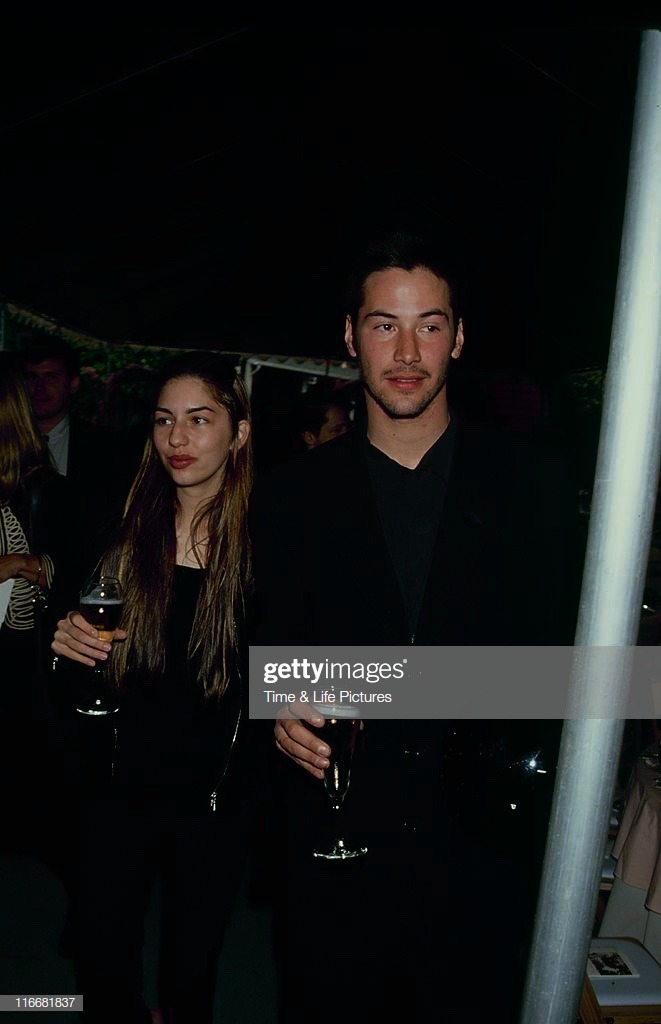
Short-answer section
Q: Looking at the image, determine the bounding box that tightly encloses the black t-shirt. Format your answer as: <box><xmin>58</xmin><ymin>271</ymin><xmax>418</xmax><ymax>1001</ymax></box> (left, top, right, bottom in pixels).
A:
<box><xmin>114</xmin><ymin>565</ymin><xmax>231</xmax><ymax>796</ymax></box>
<box><xmin>365</xmin><ymin>418</ymin><xmax>456</xmax><ymax>635</ymax></box>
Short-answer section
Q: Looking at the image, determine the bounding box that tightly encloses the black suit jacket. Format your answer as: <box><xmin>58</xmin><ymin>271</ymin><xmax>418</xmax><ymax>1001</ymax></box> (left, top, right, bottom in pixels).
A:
<box><xmin>251</xmin><ymin>418</ymin><xmax>583</xmax><ymax>854</ymax></box>
<box><xmin>253</xmin><ymin>419</ymin><xmax>579</xmax><ymax>646</ymax></box>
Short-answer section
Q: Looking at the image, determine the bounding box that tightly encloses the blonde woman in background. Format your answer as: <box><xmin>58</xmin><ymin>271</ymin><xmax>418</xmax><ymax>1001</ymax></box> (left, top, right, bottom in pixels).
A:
<box><xmin>0</xmin><ymin>353</ymin><xmax>69</xmax><ymax>838</ymax></box>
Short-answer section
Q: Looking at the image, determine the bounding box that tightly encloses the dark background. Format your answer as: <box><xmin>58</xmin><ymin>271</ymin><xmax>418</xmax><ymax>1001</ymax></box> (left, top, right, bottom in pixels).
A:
<box><xmin>0</xmin><ymin>18</ymin><xmax>654</xmax><ymax>375</ymax></box>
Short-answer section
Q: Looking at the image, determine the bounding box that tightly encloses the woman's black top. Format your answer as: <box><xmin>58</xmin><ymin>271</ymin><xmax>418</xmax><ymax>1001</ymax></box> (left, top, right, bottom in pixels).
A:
<box><xmin>113</xmin><ymin>565</ymin><xmax>241</xmax><ymax>804</ymax></box>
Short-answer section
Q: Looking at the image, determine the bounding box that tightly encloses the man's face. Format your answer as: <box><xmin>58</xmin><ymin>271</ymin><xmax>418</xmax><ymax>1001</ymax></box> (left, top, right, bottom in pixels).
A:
<box><xmin>23</xmin><ymin>359</ymin><xmax>79</xmax><ymax>426</ymax></box>
<box><xmin>344</xmin><ymin>266</ymin><xmax>464</xmax><ymax>421</ymax></box>
<box><xmin>317</xmin><ymin>404</ymin><xmax>351</xmax><ymax>444</ymax></box>
<box><xmin>308</xmin><ymin>404</ymin><xmax>351</xmax><ymax>448</ymax></box>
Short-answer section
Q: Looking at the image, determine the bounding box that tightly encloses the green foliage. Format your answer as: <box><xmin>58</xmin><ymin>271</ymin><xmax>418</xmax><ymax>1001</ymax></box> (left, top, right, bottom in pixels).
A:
<box><xmin>565</xmin><ymin>368</ymin><xmax>605</xmax><ymax>413</ymax></box>
<box><xmin>558</xmin><ymin>369</ymin><xmax>607</xmax><ymax>515</ymax></box>
<box><xmin>76</xmin><ymin>343</ymin><xmax>179</xmax><ymax>428</ymax></box>
<box><xmin>5</xmin><ymin>319</ymin><xmax>192</xmax><ymax>428</ymax></box>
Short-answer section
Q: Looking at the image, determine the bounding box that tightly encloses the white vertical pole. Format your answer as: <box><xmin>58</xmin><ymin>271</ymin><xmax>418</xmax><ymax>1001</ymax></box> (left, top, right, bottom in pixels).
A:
<box><xmin>520</xmin><ymin>29</ymin><xmax>661</xmax><ymax>1024</ymax></box>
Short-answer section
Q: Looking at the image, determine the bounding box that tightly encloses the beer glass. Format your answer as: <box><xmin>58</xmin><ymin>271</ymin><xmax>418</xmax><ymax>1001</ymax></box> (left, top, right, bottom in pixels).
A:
<box><xmin>75</xmin><ymin>575</ymin><xmax>123</xmax><ymax>716</ymax></box>
<box><xmin>313</xmin><ymin>704</ymin><xmax>368</xmax><ymax>860</ymax></box>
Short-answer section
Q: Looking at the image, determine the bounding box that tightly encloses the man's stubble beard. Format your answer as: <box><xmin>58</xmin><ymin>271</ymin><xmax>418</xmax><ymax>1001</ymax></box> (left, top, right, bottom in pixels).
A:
<box><xmin>360</xmin><ymin>366</ymin><xmax>450</xmax><ymax>421</ymax></box>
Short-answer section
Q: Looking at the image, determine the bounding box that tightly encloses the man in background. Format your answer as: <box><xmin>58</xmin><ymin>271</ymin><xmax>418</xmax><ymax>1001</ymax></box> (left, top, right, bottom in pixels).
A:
<box><xmin>298</xmin><ymin>384</ymin><xmax>352</xmax><ymax>451</ymax></box>
<box><xmin>18</xmin><ymin>335</ymin><xmax>131</xmax><ymax>577</ymax></box>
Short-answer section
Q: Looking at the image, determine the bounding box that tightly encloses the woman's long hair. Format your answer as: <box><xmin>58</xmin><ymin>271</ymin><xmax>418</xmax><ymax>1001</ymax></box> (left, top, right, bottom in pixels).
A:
<box><xmin>105</xmin><ymin>352</ymin><xmax>253</xmax><ymax>700</ymax></box>
<box><xmin>0</xmin><ymin>355</ymin><xmax>48</xmax><ymax>505</ymax></box>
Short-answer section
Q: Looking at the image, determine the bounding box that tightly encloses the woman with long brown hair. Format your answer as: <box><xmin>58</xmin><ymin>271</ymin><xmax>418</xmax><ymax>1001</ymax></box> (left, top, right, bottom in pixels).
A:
<box><xmin>52</xmin><ymin>351</ymin><xmax>257</xmax><ymax>1024</ymax></box>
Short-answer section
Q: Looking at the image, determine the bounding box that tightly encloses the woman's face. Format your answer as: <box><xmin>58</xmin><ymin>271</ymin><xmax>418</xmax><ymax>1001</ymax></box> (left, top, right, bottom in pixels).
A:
<box><xmin>153</xmin><ymin>375</ymin><xmax>249</xmax><ymax>499</ymax></box>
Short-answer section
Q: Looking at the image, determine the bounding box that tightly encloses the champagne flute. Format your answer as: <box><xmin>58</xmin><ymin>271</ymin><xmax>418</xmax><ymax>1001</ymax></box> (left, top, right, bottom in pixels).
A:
<box><xmin>313</xmin><ymin>703</ymin><xmax>368</xmax><ymax>861</ymax></box>
<box><xmin>75</xmin><ymin>575</ymin><xmax>123</xmax><ymax>716</ymax></box>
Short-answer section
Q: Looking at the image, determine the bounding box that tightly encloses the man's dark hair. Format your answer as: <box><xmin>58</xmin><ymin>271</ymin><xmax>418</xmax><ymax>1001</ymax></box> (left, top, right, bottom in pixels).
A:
<box><xmin>16</xmin><ymin>335</ymin><xmax>81</xmax><ymax>379</ymax></box>
<box><xmin>345</xmin><ymin>229</ymin><xmax>464</xmax><ymax>332</ymax></box>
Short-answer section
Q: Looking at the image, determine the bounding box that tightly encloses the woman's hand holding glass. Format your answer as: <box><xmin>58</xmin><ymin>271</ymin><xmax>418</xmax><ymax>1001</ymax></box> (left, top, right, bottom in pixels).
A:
<box><xmin>53</xmin><ymin>577</ymin><xmax>126</xmax><ymax>716</ymax></box>
<box><xmin>52</xmin><ymin>610</ymin><xmax>128</xmax><ymax>667</ymax></box>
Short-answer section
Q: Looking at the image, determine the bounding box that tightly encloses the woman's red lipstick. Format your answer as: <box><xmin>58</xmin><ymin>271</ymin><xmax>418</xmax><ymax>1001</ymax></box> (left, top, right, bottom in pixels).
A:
<box><xmin>168</xmin><ymin>456</ymin><xmax>196</xmax><ymax>468</ymax></box>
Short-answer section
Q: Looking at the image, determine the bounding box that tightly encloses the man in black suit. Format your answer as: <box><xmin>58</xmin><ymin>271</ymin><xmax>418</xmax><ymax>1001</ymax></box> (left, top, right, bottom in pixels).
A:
<box><xmin>252</xmin><ymin>230</ymin><xmax>581</xmax><ymax>1022</ymax></box>
<box><xmin>18</xmin><ymin>335</ymin><xmax>84</xmax><ymax>476</ymax></box>
<box><xmin>18</xmin><ymin>336</ymin><xmax>131</xmax><ymax>584</ymax></box>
